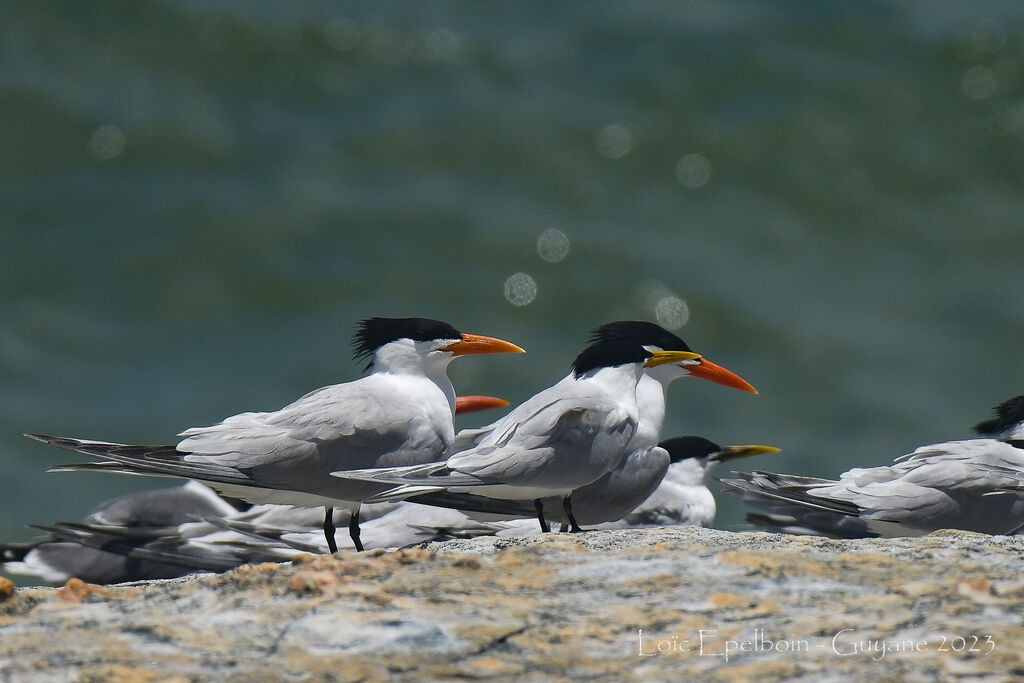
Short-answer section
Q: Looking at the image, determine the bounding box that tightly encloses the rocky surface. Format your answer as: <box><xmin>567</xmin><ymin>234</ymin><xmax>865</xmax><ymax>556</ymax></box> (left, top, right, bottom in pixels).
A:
<box><xmin>1</xmin><ymin>526</ymin><xmax>1023</xmax><ymax>681</ymax></box>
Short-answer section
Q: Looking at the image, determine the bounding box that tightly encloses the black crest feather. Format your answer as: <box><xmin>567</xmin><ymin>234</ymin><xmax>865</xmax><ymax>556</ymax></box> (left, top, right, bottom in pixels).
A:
<box><xmin>589</xmin><ymin>321</ymin><xmax>692</xmax><ymax>352</ymax></box>
<box><xmin>352</xmin><ymin>317</ymin><xmax>462</xmax><ymax>361</ymax></box>
<box><xmin>571</xmin><ymin>340</ymin><xmax>652</xmax><ymax>377</ymax></box>
<box><xmin>973</xmin><ymin>396</ymin><xmax>1024</xmax><ymax>437</ymax></box>
<box><xmin>659</xmin><ymin>436</ymin><xmax>721</xmax><ymax>463</ymax></box>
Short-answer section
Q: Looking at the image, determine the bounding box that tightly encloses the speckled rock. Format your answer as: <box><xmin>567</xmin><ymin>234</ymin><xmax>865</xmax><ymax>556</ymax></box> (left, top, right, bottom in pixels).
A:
<box><xmin>1</xmin><ymin>527</ymin><xmax>1022</xmax><ymax>681</ymax></box>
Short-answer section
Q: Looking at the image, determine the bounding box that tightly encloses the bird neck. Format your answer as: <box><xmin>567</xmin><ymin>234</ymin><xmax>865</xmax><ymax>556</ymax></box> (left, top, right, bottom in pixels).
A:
<box><xmin>627</xmin><ymin>459</ymin><xmax>716</xmax><ymax>527</ymax></box>
<box><xmin>666</xmin><ymin>457</ymin><xmax>710</xmax><ymax>487</ymax></box>
<box><xmin>580</xmin><ymin>362</ymin><xmax>644</xmax><ymax>391</ymax></box>
<box><xmin>370</xmin><ymin>341</ymin><xmax>457</xmax><ymax>413</ymax></box>
<box><xmin>1003</xmin><ymin>424</ymin><xmax>1024</xmax><ymax>440</ymax></box>
<box><xmin>631</xmin><ymin>374</ymin><xmax>667</xmax><ymax>450</ymax></box>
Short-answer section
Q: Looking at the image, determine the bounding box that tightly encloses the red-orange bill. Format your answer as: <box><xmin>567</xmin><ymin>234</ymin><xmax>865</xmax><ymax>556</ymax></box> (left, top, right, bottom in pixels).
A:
<box><xmin>688</xmin><ymin>358</ymin><xmax>758</xmax><ymax>394</ymax></box>
<box><xmin>442</xmin><ymin>333</ymin><xmax>525</xmax><ymax>356</ymax></box>
<box><xmin>455</xmin><ymin>395</ymin><xmax>510</xmax><ymax>415</ymax></box>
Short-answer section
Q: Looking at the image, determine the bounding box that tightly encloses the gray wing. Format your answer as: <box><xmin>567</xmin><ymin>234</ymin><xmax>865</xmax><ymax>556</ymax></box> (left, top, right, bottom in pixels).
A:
<box><xmin>352</xmin><ymin>448</ymin><xmax>670</xmax><ymax>527</ymax></box>
<box><xmin>449</xmin><ymin>374</ymin><xmax>577</xmax><ymax>453</ymax></box>
<box><xmin>178</xmin><ymin>376</ymin><xmax>451</xmax><ymax>470</ymax></box>
<box><xmin>742</xmin><ymin>512</ymin><xmax>875</xmax><ymax>538</ymax></box>
<box><xmin>532</xmin><ymin>447</ymin><xmax>672</xmax><ymax>526</ymax></box>
<box><xmin>725</xmin><ymin>443</ymin><xmax>1024</xmax><ymax>537</ymax></box>
<box><xmin>34</xmin><ymin>373</ymin><xmax>456</xmax><ymax>505</ymax></box>
<box><xmin>28</xmin><ymin>522</ymin><xmax>259</xmax><ymax>575</ymax></box>
<box><xmin>1</xmin><ymin>537</ymin><xmax>204</xmax><ymax>585</ymax></box>
<box><xmin>0</xmin><ymin>481</ymin><xmax>248</xmax><ymax>584</ymax></box>
<box><xmin>339</xmin><ymin>401</ymin><xmax>634</xmax><ymax>490</ymax></box>
<box><xmin>34</xmin><ymin>434</ymin><xmax>256</xmax><ymax>483</ymax></box>
<box><xmin>87</xmin><ymin>482</ymin><xmax>241</xmax><ymax>527</ymax></box>
<box><xmin>406</xmin><ymin>491</ymin><xmax>536</xmax><ymax>517</ymax></box>
<box><xmin>446</xmin><ymin>399</ymin><xmax>635</xmax><ymax>489</ymax></box>
<box><xmin>719</xmin><ymin>470</ymin><xmax>874</xmax><ymax>538</ymax></box>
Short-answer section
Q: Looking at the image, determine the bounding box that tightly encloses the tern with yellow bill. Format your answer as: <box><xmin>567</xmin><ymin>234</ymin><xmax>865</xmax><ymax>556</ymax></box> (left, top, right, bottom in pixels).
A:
<box><xmin>336</xmin><ymin>321</ymin><xmax>758</xmax><ymax>532</ymax></box>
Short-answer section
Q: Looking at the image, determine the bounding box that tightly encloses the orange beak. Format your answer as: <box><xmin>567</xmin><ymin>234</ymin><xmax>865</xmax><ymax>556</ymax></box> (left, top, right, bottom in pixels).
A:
<box><xmin>687</xmin><ymin>358</ymin><xmax>758</xmax><ymax>394</ymax></box>
<box><xmin>440</xmin><ymin>333</ymin><xmax>525</xmax><ymax>357</ymax></box>
<box><xmin>455</xmin><ymin>395</ymin><xmax>510</xmax><ymax>415</ymax></box>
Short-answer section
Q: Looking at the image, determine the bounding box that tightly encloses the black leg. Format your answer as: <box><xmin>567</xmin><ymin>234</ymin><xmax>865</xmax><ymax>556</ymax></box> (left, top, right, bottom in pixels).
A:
<box><xmin>323</xmin><ymin>506</ymin><xmax>338</xmax><ymax>554</ymax></box>
<box><xmin>534</xmin><ymin>499</ymin><xmax>550</xmax><ymax>533</ymax></box>
<box><xmin>562</xmin><ymin>496</ymin><xmax>582</xmax><ymax>533</ymax></box>
<box><xmin>348</xmin><ymin>504</ymin><xmax>364</xmax><ymax>552</ymax></box>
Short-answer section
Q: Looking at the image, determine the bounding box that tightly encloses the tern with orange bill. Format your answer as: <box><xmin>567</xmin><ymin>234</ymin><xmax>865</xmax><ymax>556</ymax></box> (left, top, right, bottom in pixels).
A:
<box><xmin>336</xmin><ymin>321</ymin><xmax>759</xmax><ymax>532</ymax></box>
<box><xmin>27</xmin><ymin>317</ymin><xmax>524</xmax><ymax>553</ymax></box>
<box><xmin>396</xmin><ymin>322</ymin><xmax>762</xmax><ymax>527</ymax></box>
<box><xmin>5</xmin><ymin>393</ymin><xmax>510</xmax><ymax>583</ymax></box>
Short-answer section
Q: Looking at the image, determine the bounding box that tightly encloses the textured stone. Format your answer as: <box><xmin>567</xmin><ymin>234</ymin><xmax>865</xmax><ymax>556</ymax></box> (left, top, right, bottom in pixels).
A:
<box><xmin>0</xmin><ymin>527</ymin><xmax>1022</xmax><ymax>680</ymax></box>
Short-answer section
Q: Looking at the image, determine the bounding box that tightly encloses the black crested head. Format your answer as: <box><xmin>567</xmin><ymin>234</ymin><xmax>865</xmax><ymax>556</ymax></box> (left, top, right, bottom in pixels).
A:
<box><xmin>353</xmin><ymin>317</ymin><xmax>462</xmax><ymax>361</ymax></box>
<box><xmin>1006</xmin><ymin>439</ymin><xmax>1024</xmax><ymax>450</ymax></box>
<box><xmin>659</xmin><ymin>436</ymin><xmax>721</xmax><ymax>463</ymax></box>
<box><xmin>589</xmin><ymin>321</ymin><xmax>693</xmax><ymax>352</ymax></box>
<box><xmin>973</xmin><ymin>396</ymin><xmax>1024</xmax><ymax>436</ymax></box>
<box><xmin>571</xmin><ymin>340</ymin><xmax>652</xmax><ymax>377</ymax></box>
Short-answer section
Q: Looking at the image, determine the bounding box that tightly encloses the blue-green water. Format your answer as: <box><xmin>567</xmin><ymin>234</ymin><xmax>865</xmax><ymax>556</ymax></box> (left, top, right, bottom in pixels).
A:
<box><xmin>3</xmin><ymin>2</ymin><xmax>1024</xmax><ymax>557</ymax></box>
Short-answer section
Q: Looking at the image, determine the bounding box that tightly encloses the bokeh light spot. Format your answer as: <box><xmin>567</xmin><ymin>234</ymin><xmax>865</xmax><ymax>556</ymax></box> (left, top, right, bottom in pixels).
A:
<box><xmin>992</xmin><ymin>101</ymin><xmax>1024</xmax><ymax>136</ymax></box>
<box><xmin>90</xmin><ymin>125</ymin><xmax>126</xmax><ymax>161</ymax></box>
<box><xmin>962</xmin><ymin>65</ymin><xmax>998</xmax><ymax>100</ymax></box>
<box><xmin>537</xmin><ymin>229</ymin><xmax>570</xmax><ymax>263</ymax></box>
<box><xmin>676</xmin><ymin>153</ymin><xmax>711</xmax><ymax>189</ymax></box>
<box><xmin>504</xmin><ymin>273</ymin><xmax>537</xmax><ymax>306</ymax></box>
<box><xmin>655</xmin><ymin>295</ymin><xmax>689</xmax><ymax>329</ymax></box>
<box><xmin>636</xmin><ymin>280</ymin><xmax>689</xmax><ymax>330</ymax></box>
<box><xmin>596</xmin><ymin>124</ymin><xmax>633</xmax><ymax>159</ymax></box>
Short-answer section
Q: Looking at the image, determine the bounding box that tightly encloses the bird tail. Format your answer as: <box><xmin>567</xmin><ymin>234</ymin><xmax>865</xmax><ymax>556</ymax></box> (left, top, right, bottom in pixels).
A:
<box><xmin>29</xmin><ymin>433</ymin><xmax>252</xmax><ymax>485</ymax></box>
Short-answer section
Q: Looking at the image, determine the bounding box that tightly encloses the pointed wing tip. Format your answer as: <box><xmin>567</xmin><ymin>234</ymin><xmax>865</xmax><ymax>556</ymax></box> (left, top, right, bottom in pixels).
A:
<box><xmin>24</xmin><ymin>433</ymin><xmax>55</xmax><ymax>443</ymax></box>
<box><xmin>364</xmin><ymin>485</ymin><xmax>445</xmax><ymax>504</ymax></box>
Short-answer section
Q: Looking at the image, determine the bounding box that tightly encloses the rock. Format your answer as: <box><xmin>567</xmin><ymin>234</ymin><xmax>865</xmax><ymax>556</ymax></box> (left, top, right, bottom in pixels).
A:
<box><xmin>1</xmin><ymin>527</ymin><xmax>1023</xmax><ymax>680</ymax></box>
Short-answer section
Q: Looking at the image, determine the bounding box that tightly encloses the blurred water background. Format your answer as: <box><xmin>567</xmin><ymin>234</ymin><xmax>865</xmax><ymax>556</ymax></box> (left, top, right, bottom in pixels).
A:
<box><xmin>3</xmin><ymin>2</ymin><xmax>1024</xmax><ymax>565</ymax></box>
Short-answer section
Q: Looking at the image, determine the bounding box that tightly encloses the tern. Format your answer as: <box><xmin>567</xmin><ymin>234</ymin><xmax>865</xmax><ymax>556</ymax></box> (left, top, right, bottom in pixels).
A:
<box><xmin>426</xmin><ymin>436</ymin><xmax>779</xmax><ymax>532</ymax></box>
<box><xmin>336</xmin><ymin>324</ymin><xmax>749</xmax><ymax>531</ymax></box>
<box><xmin>378</xmin><ymin>321</ymin><xmax>761</xmax><ymax>528</ymax></box>
<box><xmin>8</xmin><ymin>434</ymin><xmax>776</xmax><ymax>583</ymax></box>
<box><xmin>15</xmin><ymin>499</ymin><xmax>499</xmax><ymax>584</ymax></box>
<box><xmin>0</xmin><ymin>481</ymin><xmax>243</xmax><ymax>584</ymax></box>
<box><xmin>601</xmin><ymin>436</ymin><xmax>780</xmax><ymax>528</ymax></box>
<box><xmin>722</xmin><ymin>396</ymin><xmax>1024</xmax><ymax>537</ymax></box>
<box><xmin>26</xmin><ymin>318</ymin><xmax>524</xmax><ymax>553</ymax></box>
<box><xmin>4</xmin><ymin>394</ymin><xmax>511</xmax><ymax>583</ymax></box>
